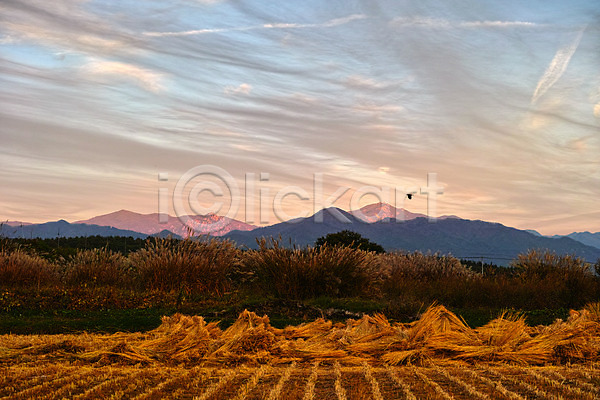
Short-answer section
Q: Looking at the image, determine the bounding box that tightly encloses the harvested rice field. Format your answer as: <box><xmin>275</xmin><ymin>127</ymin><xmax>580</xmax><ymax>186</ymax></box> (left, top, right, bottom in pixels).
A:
<box><xmin>2</xmin><ymin>304</ymin><xmax>600</xmax><ymax>399</ymax></box>
<box><xmin>2</xmin><ymin>360</ymin><xmax>600</xmax><ymax>399</ymax></box>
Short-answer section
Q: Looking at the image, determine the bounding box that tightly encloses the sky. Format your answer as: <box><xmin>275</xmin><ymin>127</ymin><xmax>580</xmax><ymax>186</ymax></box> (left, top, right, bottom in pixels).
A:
<box><xmin>1</xmin><ymin>0</ymin><xmax>599</xmax><ymax>235</ymax></box>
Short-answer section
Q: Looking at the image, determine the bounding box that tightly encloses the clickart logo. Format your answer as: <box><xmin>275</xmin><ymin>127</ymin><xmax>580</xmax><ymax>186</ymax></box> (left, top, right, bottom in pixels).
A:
<box><xmin>158</xmin><ymin>165</ymin><xmax>443</xmax><ymax>234</ymax></box>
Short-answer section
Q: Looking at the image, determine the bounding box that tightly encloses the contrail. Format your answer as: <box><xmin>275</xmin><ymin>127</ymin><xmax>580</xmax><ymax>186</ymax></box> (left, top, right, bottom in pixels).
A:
<box><xmin>144</xmin><ymin>14</ymin><xmax>366</xmax><ymax>37</ymax></box>
<box><xmin>531</xmin><ymin>26</ymin><xmax>586</xmax><ymax>105</ymax></box>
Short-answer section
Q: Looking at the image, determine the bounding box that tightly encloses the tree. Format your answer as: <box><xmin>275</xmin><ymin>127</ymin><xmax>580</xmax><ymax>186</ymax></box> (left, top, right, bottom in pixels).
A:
<box><xmin>315</xmin><ymin>230</ymin><xmax>385</xmax><ymax>253</ymax></box>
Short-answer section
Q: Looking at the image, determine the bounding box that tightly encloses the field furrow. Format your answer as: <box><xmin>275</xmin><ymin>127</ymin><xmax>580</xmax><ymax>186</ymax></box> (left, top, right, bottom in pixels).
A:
<box><xmin>1</xmin><ymin>360</ymin><xmax>599</xmax><ymax>399</ymax></box>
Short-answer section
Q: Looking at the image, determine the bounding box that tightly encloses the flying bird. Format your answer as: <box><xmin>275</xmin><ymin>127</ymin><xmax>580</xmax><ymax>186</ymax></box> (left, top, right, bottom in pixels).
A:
<box><xmin>407</xmin><ymin>194</ymin><xmax>412</xmax><ymax>200</ymax></box>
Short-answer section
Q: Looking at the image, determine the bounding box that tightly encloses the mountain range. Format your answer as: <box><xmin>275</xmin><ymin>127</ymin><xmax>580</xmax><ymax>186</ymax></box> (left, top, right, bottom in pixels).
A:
<box><xmin>553</xmin><ymin>232</ymin><xmax>600</xmax><ymax>251</ymax></box>
<box><xmin>224</xmin><ymin>206</ymin><xmax>600</xmax><ymax>265</ymax></box>
<box><xmin>349</xmin><ymin>202</ymin><xmax>459</xmax><ymax>222</ymax></box>
<box><xmin>2</xmin><ymin>203</ymin><xmax>599</xmax><ymax>265</ymax></box>
<box><xmin>0</xmin><ymin>219</ymin><xmax>153</xmax><ymax>240</ymax></box>
<box><xmin>75</xmin><ymin>210</ymin><xmax>255</xmax><ymax>237</ymax></box>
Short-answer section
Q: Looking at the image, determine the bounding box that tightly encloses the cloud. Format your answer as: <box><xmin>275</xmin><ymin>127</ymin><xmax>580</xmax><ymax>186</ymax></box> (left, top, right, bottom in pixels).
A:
<box><xmin>353</xmin><ymin>103</ymin><xmax>404</xmax><ymax>113</ymax></box>
<box><xmin>568</xmin><ymin>137</ymin><xmax>588</xmax><ymax>152</ymax></box>
<box><xmin>1</xmin><ymin>1</ymin><xmax>135</xmax><ymax>56</ymax></box>
<box><xmin>346</xmin><ymin>75</ymin><xmax>390</xmax><ymax>90</ymax></box>
<box><xmin>391</xmin><ymin>17</ymin><xmax>540</xmax><ymax>29</ymax></box>
<box><xmin>82</xmin><ymin>59</ymin><xmax>165</xmax><ymax>92</ymax></box>
<box><xmin>391</xmin><ymin>17</ymin><xmax>451</xmax><ymax>28</ymax></box>
<box><xmin>0</xmin><ymin>35</ymin><xmax>15</xmax><ymax>44</ymax></box>
<box><xmin>2</xmin><ymin>1</ymin><xmax>598</xmax><ymax>233</ymax></box>
<box><xmin>144</xmin><ymin>14</ymin><xmax>367</xmax><ymax>37</ymax></box>
<box><xmin>224</xmin><ymin>83</ymin><xmax>252</xmax><ymax>95</ymax></box>
<box><xmin>531</xmin><ymin>26</ymin><xmax>586</xmax><ymax>105</ymax></box>
<box><xmin>322</xmin><ymin>14</ymin><xmax>366</xmax><ymax>27</ymax></box>
<box><xmin>459</xmin><ymin>21</ymin><xmax>539</xmax><ymax>28</ymax></box>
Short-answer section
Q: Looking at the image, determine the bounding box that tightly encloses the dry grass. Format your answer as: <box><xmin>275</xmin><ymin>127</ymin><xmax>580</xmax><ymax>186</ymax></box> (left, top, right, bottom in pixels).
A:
<box><xmin>511</xmin><ymin>249</ymin><xmax>596</xmax><ymax>308</ymax></box>
<box><xmin>2</xmin><ymin>361</ymin><xmax>600</xmax><ymax>399</ymax></box>
<box><xmin>267</xmin><ymin>361</ymin><xmax>297</xmax><ymax>400</ymax></box>
<box><xmin>2</xmin><ymin>242</ymin><xmax>599</xmax><ymax>313</ymax></box>
<box><xmin>381</xmin><ymin>251</ymin><xmax>474</xmax><ymax>281</ymax></box>
<box><xmin>3</xmin><ymin>303</ymin><xmax>600</xmax><ymax>368</ymax></box>
<box><xmin>0</xmin><ymin>246</ymin><xmax>58</xmax><ymax>289</ymax></box>
<box><xmin>333</xmin><ymin>361</ymin><xmax>348</xmax><ymax>400</ymax></box>
<box><xmin>241</xmin><ymin>238</ymin><xmax>381</xmax><ymax>299</ymax></box>
<box><xmin>301</xmin><ymin>361</ymin><xmax>320</xmax><ymax>400</ymax></box>
<box><xmin>385</xmin><ymin>365</ymin><xmax>417</xmax><ymax>400</ymax></box>
<box><xmin>362</xmin><ymin>361</ymin><xmax>384</xmax><ymax>400</ymax></box>
<box><xmin>63</xmin><ymin>247</ymin><xmax>129</xmax><ymax>287</ymax></box>
<box><xmin>412</xmin><ymin>367</ymin><xmax>455</xmax><ymax>399</ymax></box>
<box><xmin>129</xmin><ymin>237</ymin><xmax>240</xmax><ymax>295</ymax></box>
<box><xmin>481</xmin><ymin>364</ymin><xmax>558</xmax><ymax>400</ymax></box>
<box><xmin>434</xmin><ymin>365</ymin><xmax>490</xmax><ymax>399</ymax></box>
<box><xmin>462</xmin><ymin>365</ymin><xmax>525</xmax><ymax>400</ymax></box>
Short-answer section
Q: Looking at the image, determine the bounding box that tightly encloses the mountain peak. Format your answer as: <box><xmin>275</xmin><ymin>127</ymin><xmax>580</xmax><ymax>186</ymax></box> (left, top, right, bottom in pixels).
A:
<box><xmin>312</xmin><ymin>207</ymin><xmax>356</xmax><ymax>223</ymax></box>
<box><xmin>352</xmin><ymin>202</ymin><xmax>428</xmax><ymax>222</ymax></box>
<box><xmin>75</xmin><ymin>209</ymin><xmax>256</xmax><ymax>237</ymax></box>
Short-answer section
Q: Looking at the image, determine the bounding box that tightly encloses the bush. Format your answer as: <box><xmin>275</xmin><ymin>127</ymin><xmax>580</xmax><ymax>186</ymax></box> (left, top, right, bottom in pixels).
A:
<box><xmin>63</xmin><ymin>248</ymin><xmax>130</xmax><ymax>287</ymax></box>
<box><xmin>381</xmin><ymin>252</ymin><xmax>474</xmax><ymax>282</ymax></box>
<box><xmin>511</xmin><ymin>249</ymin><xmax>596</xmax><ymax>308</ymax></box>
<box><xmin>0</xmin><ymin>246</ymin><xmax>58</xmax><ymax>289</ymax></box>
<box><xmin>380</xmin><ymin>252</ymin><xmax>479</xmax><ymax>307</ymax></box>
<box><xmin>315</xmin><ymin>230</ymin><xmax>385</xmax><ymax>253</ymax></box>
<box><xmin>129</xmin><ymin>237</ymin><xmax>240</xmax><ymax>296</ymax></box>
<box><xmin>241</xmin><ymin>238</ymin><xmax>381</xmax><ymax>299</ymax></box>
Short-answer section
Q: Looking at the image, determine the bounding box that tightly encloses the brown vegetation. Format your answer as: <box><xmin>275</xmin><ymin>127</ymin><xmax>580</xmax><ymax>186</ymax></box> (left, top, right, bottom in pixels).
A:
<box><xmin>0</xmin><ymin>246</ymin><xmax>58</xmax><ymax>289</ymax></box>
<box><xmin>128</xmin><ymin>237</ymin><xmax>240</xmax><ymax>295</ymax></box>
<box><xmin>241</xmin><ymin>238</ymin><xmax>381</xmax><ymax>299</ymax></box>
<box><xmin>3</xmin><ymin>304</ymin><xmax>600</xmax><ymax>399</ymax></box>
<box><xmin>2</xmin><ymin>304</ymin><xmax>599</xmax><ymax>367</ymax></box>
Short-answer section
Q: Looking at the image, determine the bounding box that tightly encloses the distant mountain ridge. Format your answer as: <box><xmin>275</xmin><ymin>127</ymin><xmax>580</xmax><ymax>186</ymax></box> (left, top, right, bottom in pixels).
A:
<box><xmin>0</xmin><ymin>220</ymin><xmax>159</xmax><ymax>240</ymax></box>
<box><xmin>556</xmin><ymin>232</ymin><xmax>600</xmax><ymax>251</ymax></box>
<box><xmin>3</xmin><ymin>204</ymin><xmax>600</xmax><ymax>265</ymax></box>
<box><xmin>225</xmin><ymin>206</ymin><xmax>600</xmax><ymax>265</ymax></box>
<box><xmin>351</xmin><ymin>202</ymin><xmax>459</xmax><ymax>222</ymax></box>
<box><xmin>351</xmin><ymin>202</ymin><xmax>428</xmax><ymax>222</ymax></box>
<box><xmin>75</xmin><ymin>210</ymin><xmax>256</xmax><ymax>237</ymax></box>
<box><xmin>3</xmin><ymin>221</ymin><xmax>33</xmax><ymax>227</ymax></box>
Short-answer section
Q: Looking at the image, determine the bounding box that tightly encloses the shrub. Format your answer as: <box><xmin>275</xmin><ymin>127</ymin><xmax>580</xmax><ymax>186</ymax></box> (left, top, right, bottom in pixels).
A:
<box><xmin>63</xmin><ymin>247</ymin><xmax>130</xmax><ymax>287</ymax></box>
<box><xmin>381</xmin><ymin>252</ymin><xmax>473</xmax><ymax>282</ymax></box>
<box><xmin>511</xmin><ymin>249</ymin><xmax>596</xmax><ymax>308</ymax></box>
<box><xmin>512</xmin><ymin>249</ymin><xmax>589</xmax><ymax>278</ymax></box>
<box><xmin>315</xmin><ymin>230</ymin><xmax>385</xmax><ymax>253</ymax></box>
<box><xmin>129</xmin><ymin>237</ymin><xmax>240</xmax><ymax>296</ymax></box>
<box><xmin>241</xmin><ymin>238</ymin><xmax>381</xmax><ymax>299</ymax></box>
<box><xmin>381</xmin><ymin>252</ymin><xmax>478</xmax><ymax>307</ymax></box>
<box><xmin>0</xmin><ymin>246</ymin><xmax>58</xmax><ymax>289</ymax></box>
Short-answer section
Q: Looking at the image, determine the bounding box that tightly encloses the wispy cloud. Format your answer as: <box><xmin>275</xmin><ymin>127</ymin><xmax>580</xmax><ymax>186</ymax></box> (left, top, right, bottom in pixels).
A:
<box><xmin>459</xmin><ymin>20</ymin><xmax>539</xmax><ymax>28</ymax></box>
<box><xmin>224</xmin><ymin>83</ymin><xmax>252</xmax><ymax>95</ymax></box>
<box><xmin>531</xmin><ymin>26</ymin><xmax>586</xmax><ymax>105</ymax></box>
<box><xmin>0</xmin><ymin>35</ymin><xmax>15</xmax><ymax>44</ymax></box>
<box><xmin>353</xmin><ymin>103</ymin><xmax>403</xmax><ymax>113</ymax></box>
<box><xmin>391</xmin><ymin>17</ymin><xmax>451</xmax><ymax>28</ymax></box>
<box><xmin>82</xmin><ymin>59</ymin><xmax>165</xmax><ymax>93</ymax></box>
<box><xmin>143</xmin><ymin>14</ymin><xmax>367</xmax><ymax>37</ymax></box>
<box><xmin>1</xmin><ymin>0</ymin><xmax>135</xmax><ymax>56</ymax></box>
<box><xmin>346</xmin><ymin>75</ymin><xmax>390</xmax><ymax>90</ymax></box>
<box><xmin>2</xmin><ymin>1</ymin><xmax>598</xmax><ymax>233</ymax></box>
<box><xmin>391</xmin><ymin>17</ymin><xmax>540</xmax><ymax>29</ymax></box>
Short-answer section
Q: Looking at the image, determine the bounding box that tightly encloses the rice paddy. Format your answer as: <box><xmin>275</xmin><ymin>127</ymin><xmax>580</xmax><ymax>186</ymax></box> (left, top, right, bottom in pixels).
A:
<box><xmin>2</xmin><ymin>359</ymin><xmax>599</xmax><ymax>399</ymax></box>
<box><xmin>2</xmin><ymin>304</ymin><xmax>600</xmax><ymax>399</ymax></box>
